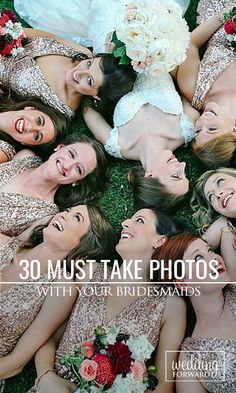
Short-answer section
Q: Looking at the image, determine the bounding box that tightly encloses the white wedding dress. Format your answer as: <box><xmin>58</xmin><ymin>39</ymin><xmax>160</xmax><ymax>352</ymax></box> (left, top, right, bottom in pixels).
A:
<box><xmin>14</xmin><ymin>0</ymin><xmax>194</xmax><ymax>157</ymax></box>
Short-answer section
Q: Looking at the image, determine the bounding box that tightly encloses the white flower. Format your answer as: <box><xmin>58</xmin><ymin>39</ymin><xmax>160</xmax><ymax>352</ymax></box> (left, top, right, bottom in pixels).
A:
<box><xmin>105</xmin><ymin>326</ymin><xmax>120</xmax><ymax>345</ymax></box>
<box><xmin>115</xmin><ymin>0</ymin><xmax>190</xmax><ymax>76</ymax></box>
<box><xmin>107</xmin><ymin>373</ymin><xmax>147</xmax><ymax>393</ymax></box>
<box><xmin>126</xmin><ymin>335</ymin><xmax>154</xmax><ymax>362</ymax></box>
<box><xmin>11</xmin><ymin>46</ymin><xmax>24</xmax><ymax>57</ymax></box>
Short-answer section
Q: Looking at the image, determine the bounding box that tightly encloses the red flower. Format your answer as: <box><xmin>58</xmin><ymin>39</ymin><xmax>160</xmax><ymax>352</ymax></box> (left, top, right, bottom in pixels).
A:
<box><xmin>224</xmin><ymin>18</ymin><xmax>236</xmax><ymax>35</ymax></box>
<box><xmin>92</xmin><ymin>353</ymin><xmax>115</xmax><ymax>387</ymax></box>
<box><xmin>80</xmin><ymin>341</ymin><xmax>95</xmax><ymax>358</ymax></box>
<box><xmin>0</xmin><ymin>41</ymin><xmax>14</xmax><ymax>55</ymax></box>
<box><xmin>107</xmin><ymin>342</ymin><xmax>132</xmax><ymax>377</ymax></box>
<box><xmin>0</xmin><ymin>14</ymin><xmax>9</xmax><ymax>27</ymax></box>
<box><xmin>2</xmin><ymin>10</ymin><xmax>17</xmax><ymax>23</ymax></box>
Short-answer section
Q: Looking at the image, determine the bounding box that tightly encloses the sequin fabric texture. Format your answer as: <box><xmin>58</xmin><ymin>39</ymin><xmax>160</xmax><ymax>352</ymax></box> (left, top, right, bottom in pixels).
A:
<box><xmin>0</xmin><ymin>238</ymin><xmax>55</xmax><ymax>390</ymax></box>
<box><xmin>0</xmin><ymin>156</ymin><xmax>58</xmax><ymax>236</ymax></box>
<box><xmin>28</xmin><ymin>264</ymin><xmax>168</xmax><ymax>392</ymax></box>
<box><xmin>192</xmin><ymin>0</ymin><xmax>236</xmax><ymax>110</ymax></box>
<box><xmin>0</xmin><ymin>140</ymin><xmax>16</xmax><ymax>161</ymax></box>
<box><xmin>0</xmin><ymin>36</ymin><xmax>87</xmax><ymax>118</ymax></box>
<box><xmin>181</xmin><ymin>285</ymin><xmax>236</xmax><ymax>392</ymax></box>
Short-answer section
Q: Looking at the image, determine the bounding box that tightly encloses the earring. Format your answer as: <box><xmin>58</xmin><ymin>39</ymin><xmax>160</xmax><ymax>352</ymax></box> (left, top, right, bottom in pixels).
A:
<box><xmin>54</xmin><ymin>147</ymin><xmax>57</xmax><ymax>152</ymax></box>
<box><xmin>72</xmin><ymin>182</ymin><xmax>76</xmax><ymax>187</ymax></box>
<box><xmin>93</xmin><ymin>98</ymin><xmax>98</xmax><ymax>108</ymax></box>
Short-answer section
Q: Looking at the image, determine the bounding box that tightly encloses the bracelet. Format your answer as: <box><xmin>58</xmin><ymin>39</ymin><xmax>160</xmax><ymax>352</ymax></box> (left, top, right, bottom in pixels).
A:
<box><xmin>35</xmin><ymin>369</ymin><xmax>56</xmax><ymax>387</ymax></box>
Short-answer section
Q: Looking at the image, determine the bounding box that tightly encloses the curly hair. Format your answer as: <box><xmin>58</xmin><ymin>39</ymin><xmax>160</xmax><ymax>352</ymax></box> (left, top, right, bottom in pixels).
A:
<box><xmin>191</xmin><ymin>167</ymin><xmax>236</xmax><ymax>232</ymax></box>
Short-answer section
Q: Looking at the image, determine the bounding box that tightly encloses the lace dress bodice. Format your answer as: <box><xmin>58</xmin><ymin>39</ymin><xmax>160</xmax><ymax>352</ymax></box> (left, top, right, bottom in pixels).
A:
<box><xmin>181</xmin><ymin>285</ymin><xmax>236</xmax><ymax>392</ymax></box>
<box><xmin>0</xmin><ymin>36</ymin><xmax>87</xmax><ymax>117</ymax></box>
<box><xmin>0</xmin><ymin>156</ymin><xmax>58</xmax><ymax>236</ymax></box>
<box><xmin>105</xmin><ymin>74</ymin><xmax>195</xmax><ymax>158</ymax></box>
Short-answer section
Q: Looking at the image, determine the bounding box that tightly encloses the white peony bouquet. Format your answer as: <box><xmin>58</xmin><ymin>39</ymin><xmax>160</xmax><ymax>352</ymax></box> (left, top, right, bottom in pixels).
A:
<box><xmin>112</xmin><ymin>0</ymin><xmax>190</xmax><ymax>76</ymax></box>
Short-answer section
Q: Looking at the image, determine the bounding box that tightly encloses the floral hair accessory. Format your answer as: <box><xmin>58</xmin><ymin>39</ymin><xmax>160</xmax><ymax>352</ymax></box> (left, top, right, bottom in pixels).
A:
<box><xmin>112</xmin><ymin>0</ymin><xmax>190</xmax><ymax>76</ymax></box>
<box><xmin>222</xmin><ymin>7</ymin><xmax>236</xmax><ymax>50</ymax></box>
<box><xmin>0</xmin><ymin>9</ymin><xmax>28</xmax><ymax>57</ymax></box>
<box><xmin>60</xmin><ymin>325</ymin><xmax>158</xmax><ymax>392</ymax></box>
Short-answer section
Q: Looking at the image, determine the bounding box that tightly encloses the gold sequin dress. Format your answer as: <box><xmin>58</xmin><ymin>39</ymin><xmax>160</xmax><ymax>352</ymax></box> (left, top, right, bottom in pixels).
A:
<box><xmin>0</xmin><ymin>36</ymin><xmax>88</xmax><ymax>118</ymax></box>
<box><xmin>181</xmin><ymin>285</ymin><xmax>236</xmax><ymax>392</ymax></box>
<box><xmin>192</xmin><ymin>0</ymin><xmax>236</xmax><ymax>110</ymax></box>
<box><xmin>28</xmin><ymin>264</ymin><xmax>168</xmax><ymax>392</ymax></box>
<box><xmin>0</xmin><ymin>237</ymin><xmax>55</xmax><ymax>392</ymax></box>
<box><xmin>0</xmin><ymin>155</ymin><xmax>59</xmax><ymax>236</ymax></box>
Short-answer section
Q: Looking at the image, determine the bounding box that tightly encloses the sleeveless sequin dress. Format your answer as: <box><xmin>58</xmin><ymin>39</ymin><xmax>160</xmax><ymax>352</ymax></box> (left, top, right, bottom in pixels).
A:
<box><xmin>0</xmin><ymin>237</ymin><xmax>56</xmax><ymax>392</ymax></box>
<box><xmin>0</xmin><ymin>36</ymin><xmax>88</xmax><ymax>118</ymax></box>
<box><xmin>28</xmin><ymin>264</ymin><xmax>169</xmax><ymax>392</ymax></box>
<box><xmin>181</xmin><ymin>285</ymin><xmax>236</xmax><ymax>392</ymax></box>
<box><xmin>192</xmin><ymin>0</ymin><xmax>236</xmax><ymax>110</ymax></box>
<box><xmin>0</xmin><ymin>156</ymin><xmax>58</xmax><ymax>236</ymax></box>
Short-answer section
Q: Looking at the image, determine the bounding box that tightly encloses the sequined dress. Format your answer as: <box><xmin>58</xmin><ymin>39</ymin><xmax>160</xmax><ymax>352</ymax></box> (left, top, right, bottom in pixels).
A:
<box><xmin>181</xmin><ymin>285</ymin><xmax>236</xmax><ymax>392</ymax></box>
<box><xmin>192</xmin><ymin>0</ymin><xmax>236</xmax><ymax>110</ymax></box>
<box><xmin>0</xmin><ymin>237</ymin><xmax>55</xmax><ymax>392</ymax></box>
<box><xmin>28</xmin><ymin>264</ymin><xmax>168</xmax><ymax>392</ymax></box>
<box><xmin>0</xmin><ymin>156</ymin><xmax>58</xmax><ymax>236</ymax></box>
<box><xmin>0</xmin><ymin>140</ymin><xmax>16</xmax><ymax>161</ymax></box>
<box><xmin>0</xmin><ymin>36</ymin><xmax>87</xmax><ymax>118</ymax></box>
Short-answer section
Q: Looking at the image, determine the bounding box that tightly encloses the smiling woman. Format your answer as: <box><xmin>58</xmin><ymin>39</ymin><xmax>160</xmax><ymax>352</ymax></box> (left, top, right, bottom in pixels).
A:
<box><xmin>0</xmin><ymin>89</ymin><xmax>68</xmax><ymax>163</ymax></box>
<box><xmin>0</xmin><ymin>133</ymin><xmax>110</xmax><ymax>236</ymax></box>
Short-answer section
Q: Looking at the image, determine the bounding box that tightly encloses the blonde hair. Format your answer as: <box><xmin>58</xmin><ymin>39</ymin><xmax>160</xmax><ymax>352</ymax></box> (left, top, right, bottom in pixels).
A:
<box><xmin>191</xmin><ymin>167</ymin><xmax>236</xmax><ymax>232</ymax></box>
<box><xmin>192</xmin><ymin>134</ymin><xmax>236</xmax><ymax>167</ymax></box>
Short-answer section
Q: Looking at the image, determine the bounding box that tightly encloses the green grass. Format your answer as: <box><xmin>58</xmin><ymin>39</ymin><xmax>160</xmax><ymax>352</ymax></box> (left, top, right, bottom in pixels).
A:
<box><xmin>1</xmin><ymin>0</ymin><xmax>202</xmax><ymax>391</ymax></box>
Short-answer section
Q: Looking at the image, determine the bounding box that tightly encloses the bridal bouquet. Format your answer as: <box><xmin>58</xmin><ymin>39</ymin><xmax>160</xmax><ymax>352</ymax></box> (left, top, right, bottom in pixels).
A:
<box><xmin>60</xmin><ymin>326</ymin><xmax>158</xmax><ymax>393</ymax></box>
<box><xmin>222</xmin><ymin>7</ymin><xmax>236</xmax><ymax>50</ymax></box>
<box><xmin>112</xmin><ymin>0</ymin><xmax>190</xmax><ymax>76</ymax></box>
<box><xmin>0</xmin><ymin>9</ymin><xmax>27</xmax><ymax>57</ymax></box>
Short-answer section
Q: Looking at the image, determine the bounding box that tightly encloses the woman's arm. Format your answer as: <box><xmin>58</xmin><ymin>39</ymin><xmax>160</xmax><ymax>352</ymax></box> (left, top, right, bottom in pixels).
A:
<box><xmin>203</xmin><ymin>217</ymin><xmax>236</xmax><ymax>281</ymax></box>
<box><xmin>24</xmin><ymin>28</ymin><xmax>92</xmax><ymax>57</ymax></box>
<box><xmin>147</xmin><ymin>295</ymin><xmax>186</xmax><ymax>393</ymax></box>
<box><xmin>0</xmin><ymin>280</ymin><xmax>77</xmax><ymax>379</ymax></box>
<box><xmin>177</xmin><ymin>13</ymin><xmax>224</xmax><ymax>100</ymax></box>
<box><xmin>176</xmin><ymin>352</ymin><xmax>207</xmax><ymax>393</ymax></box>
<box><xmin>83</xmin><ymin>107</ymin><xmax>112</xmax><ymax>145</ymax></box>
<box><xmin>16</xmin><ymin>216</ymin><xmax>53</xmax><ymax>242</ymax></box>
<box><xmin>0</xmin><ymin>233</ymin><xmax>11</xmax><ymax>244</ymax></box>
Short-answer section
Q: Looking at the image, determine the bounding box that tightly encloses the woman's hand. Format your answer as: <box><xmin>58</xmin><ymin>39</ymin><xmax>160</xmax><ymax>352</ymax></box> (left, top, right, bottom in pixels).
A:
<box><xmin>38</xmin><ymin>372</ymin><xmax>77</xmax><ymax>393</ymax></box>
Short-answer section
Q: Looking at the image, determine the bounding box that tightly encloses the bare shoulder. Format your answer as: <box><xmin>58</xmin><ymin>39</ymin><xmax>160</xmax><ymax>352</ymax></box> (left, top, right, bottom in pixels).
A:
<box><xmin>163</xmin><ymin>294</ymin><xmax>186</xmax><ymax>320</ymax></box>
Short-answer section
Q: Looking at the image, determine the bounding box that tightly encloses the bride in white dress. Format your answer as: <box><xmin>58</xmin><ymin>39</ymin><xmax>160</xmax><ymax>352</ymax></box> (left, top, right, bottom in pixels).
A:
<box><xmin>15</xmin><ymin>0</ymin><xmax>195</xmax><ymax>210</ymax></box>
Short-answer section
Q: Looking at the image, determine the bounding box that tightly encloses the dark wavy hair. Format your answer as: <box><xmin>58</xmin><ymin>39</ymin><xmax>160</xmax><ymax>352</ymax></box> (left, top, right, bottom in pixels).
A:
<box><xmin>54</xmin><ymin>134</ymin><xmax>110</xmax><ymax>209</ymax></box>
<box><xmin>0</xmin><ymin>86</ymin><xmax>68</xmax><ymax>159</ymax></box>
<box><xmin>26</xmin><ymin>204</ymin><xmax>116</xmax><ymax>267</ymax></box>
<box><xmin>128</xmin><ymin>166</ymin><xmax>185</xmax><ymax>211</ymax></box>
<box><xmin>83</xmin><ymin>53</ymin><xmax>137</xmax><ymax>124</ymax></box>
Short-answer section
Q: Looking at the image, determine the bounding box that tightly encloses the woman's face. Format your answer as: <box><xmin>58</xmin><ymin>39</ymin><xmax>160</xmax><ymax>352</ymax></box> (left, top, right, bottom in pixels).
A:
<box><xmin>181</xmin><ymin>238</ymin><xmax>229</xmax><ymax>291</ymax></box>
<box><xmin>116</xmin><ymin>208</ymin><xmax>161</xmax><ymax>259</ymax></box>
<box><xmin>194</xmin><ymin>102</ymin><xmax>236</xmax><ymax>146</ymax></box>
<box><xmin>204</xmin><ymin>173</ymin><xmax>236</xmax><ymax>218</ymax></box>
<box><xmin>65</xmin><ymin>58</ymin><xmax>104</xmax><ymax>97</ymax></box>
<box><xmin>44</xmin><ymin>205</ymin><xmax>90</xmax><ymax>251</ymax></box>
<box><xmin>149</xmin><ymin>150</ymin><xmax>189</xmax><ymax>195</ymax></box>
<box><xmin>3</xmin><ymin>107</ymin><xmax>56</xmax><ymax>145</ymax></box>
<box><xmin>46</xmin><ymin>142</ymin><xmax>97</xmax><ymax>185</ymax></box>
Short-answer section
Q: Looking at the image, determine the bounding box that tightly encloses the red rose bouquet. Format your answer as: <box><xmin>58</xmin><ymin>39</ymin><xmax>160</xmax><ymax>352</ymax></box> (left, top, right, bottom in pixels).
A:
<box><xmin>60</xmin><ymin>326</ymin><xmax>158</xmax><ymax>393</ymax></box>
<box><xmin>222</xmin><ymin>7</ymin><xmax>236</xmax><ymax>50</ymax></box>
<box><xmin>0</xmin><ymin>9</ymin><xmax>27</xmax><ymax>57</ymax></box>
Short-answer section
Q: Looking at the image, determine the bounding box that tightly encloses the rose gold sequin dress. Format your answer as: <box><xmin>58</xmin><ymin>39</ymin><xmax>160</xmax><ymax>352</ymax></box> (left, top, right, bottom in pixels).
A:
<box><xmin>0</xmin><ymin>140</ymin><xmax>16</xmax><ymax>161</ymax></box>
<box><xmin>0</xmin><ymin>36</ymin><xmax>88</xmax><ymax>118</ymax></box>
<box><xmin>0</xmin><ymin>155</ymin><xmax>58</xmax><ymax>236</ymax></box>
<box><xmin>192</xmin><ymin>0</ymin><xmax>236</xmax><ymax>110</ymax></box>
<box><xmin>181</xmin><ymin>285</ymin><xmax>236</xmax><ymax>392</ymax></box>
<box><xmin>0</xmin><ymin>237</ymin><xmax>55</xmax><ymax>392</ymax></box>
<box><xmin>28</xmin><ymin>264</ymin><xmax>168</xmax><ymax>392</ymax></box>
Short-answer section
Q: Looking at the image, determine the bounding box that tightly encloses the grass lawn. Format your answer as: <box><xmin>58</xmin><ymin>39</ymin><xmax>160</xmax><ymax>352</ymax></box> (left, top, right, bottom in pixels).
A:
<box><xmin>1</xmin><ymin>0</ymin><xmax>202</xmax><ymax>391</ymax></box>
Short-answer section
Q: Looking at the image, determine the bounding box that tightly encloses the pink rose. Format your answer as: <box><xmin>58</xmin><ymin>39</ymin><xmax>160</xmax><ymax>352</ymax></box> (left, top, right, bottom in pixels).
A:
<box><xmin>80</xmin><ymin>341</ymin><xmax>95</xmax><ymax>358</ymax></box>
<box><xmin>131</xmin><ymin>361</ymin><xmax>147</xmax><ymax>380</ymax></box>
<box><xmin>127</xmin><ymin>3</ymin><xmax>137</xmax><ymax>21</ymax></box>
<box><xmin>79</xmin><ymin>359</ymin><xmax>97</xmax><ymax>381</ymax></box>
